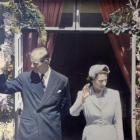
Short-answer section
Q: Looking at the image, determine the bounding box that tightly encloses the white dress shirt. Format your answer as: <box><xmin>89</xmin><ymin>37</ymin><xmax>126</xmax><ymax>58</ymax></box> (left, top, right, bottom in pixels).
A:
<box><xmin>42</xmin><ymin>67</ymin><xmax>51</xmax><ymax>88</ymax></box>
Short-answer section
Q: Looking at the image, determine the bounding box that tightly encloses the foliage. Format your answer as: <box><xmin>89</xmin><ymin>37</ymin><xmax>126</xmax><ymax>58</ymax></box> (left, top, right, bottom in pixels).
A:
<box><xmin>0</xmin><ymin>0</ymin><xmax>47</xmax><ymax>126</ymax></box>
<box><xmin>102</xmin><ymin>0</ymin><xmax>140</xmax><ymax>138</ymax></box>
<box><xmin>0</xmin><ymin>95</ymin><xmax>14</xmax><ymax>123</ymax></box>
<box><xmin>0</xmin><ymin>0</ymin><xmax>47</xmax><ymax>46</ymax></box>
<box><xmin>136</xmin><ymin>37</ymin><xmax>140</xmax><ymax>137</ymax></box>
<box><xmin>102</xmin><ymin>5</ymin><xmax>136</xmax><ymax>35</ymax></box>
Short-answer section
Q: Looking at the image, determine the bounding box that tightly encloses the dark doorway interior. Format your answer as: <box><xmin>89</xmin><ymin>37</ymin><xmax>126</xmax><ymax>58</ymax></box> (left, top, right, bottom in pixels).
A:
<box><xmin>51</xmin><ymin>32</ymin><xmax>131</xmax><ymax>140</ymax></box>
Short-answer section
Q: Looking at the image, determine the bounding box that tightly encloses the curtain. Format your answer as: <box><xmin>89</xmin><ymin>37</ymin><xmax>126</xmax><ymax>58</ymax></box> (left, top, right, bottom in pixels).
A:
<box><xmin>23</xmin><ymin>30</ymin><xmax>38</xmax><ymax>70</ymax></box>
<box><xmin>99</xmin><ymin>0</ymin><xmax>131</xmax><ymax>89</ymax></box>
<box><xmin>33</xmin><ymin>0</ymin><xmax>63</xmax><ymax>57</ymax></box>
<box><xmin>23</xmin><ymin>0</ymin><xmax>63</xmax><ymax>70</ymax></box>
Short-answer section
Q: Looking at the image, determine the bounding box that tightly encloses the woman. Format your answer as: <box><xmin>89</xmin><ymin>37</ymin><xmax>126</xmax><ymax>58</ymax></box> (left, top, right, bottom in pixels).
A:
<box><xmin>70</xmin><ymin>64</ymin><xmax>124</xmax><ymax>140</ymax></box>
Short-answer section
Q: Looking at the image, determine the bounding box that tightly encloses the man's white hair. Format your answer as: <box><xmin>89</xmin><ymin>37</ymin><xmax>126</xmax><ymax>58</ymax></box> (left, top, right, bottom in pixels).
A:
<box><xmin>30</xmin><ymin>47</ymin><xmax>48</xmax><ymax>62</ymax></box>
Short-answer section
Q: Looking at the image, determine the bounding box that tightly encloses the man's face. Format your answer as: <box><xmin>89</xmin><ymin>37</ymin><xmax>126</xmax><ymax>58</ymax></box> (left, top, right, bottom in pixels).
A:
<box><xmin>30</xmin><ymin>47</ymin><xmax>49</xmax><ymax>74</ymax></box>
<box><xmin>92</xmin><ymin>73</ymin><xmax>108</xmax><ymax>93</ymax></box>
<box><xmin>31</xmin><ymin>60</ymin><xmax>49</xmax><ymax>74</ymax></box>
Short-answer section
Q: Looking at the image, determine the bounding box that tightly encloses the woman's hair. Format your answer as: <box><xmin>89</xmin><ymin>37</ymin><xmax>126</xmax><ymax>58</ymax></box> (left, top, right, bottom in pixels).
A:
<box><xmin>86</xmin><ymin>64</ymin><xmax>110</xmax><ymax>84</ymax></box>
<box><xmin>86</xmin><ymin>73</ymin><xmax>100</xmax><ymax>85</ymax></box>
<box><xmin>86</xmin><ymin>76</ymin><xmax>94</xmax><ymax>86</ymax></box>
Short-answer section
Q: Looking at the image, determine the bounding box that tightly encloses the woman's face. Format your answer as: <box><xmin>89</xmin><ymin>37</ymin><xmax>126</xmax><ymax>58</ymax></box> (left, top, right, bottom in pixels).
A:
<box><xmin>92</xmin><ymin>73</ymin><xmax>108</xmax><ymax>93</ymax></box>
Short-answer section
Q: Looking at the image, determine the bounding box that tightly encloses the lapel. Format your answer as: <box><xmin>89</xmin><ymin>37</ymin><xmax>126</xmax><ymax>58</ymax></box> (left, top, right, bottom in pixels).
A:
<box><xmin>101</xmin><ymin>88</ymin><xmax>108</xmax><ymax>108</ymax></box>
<box><xmin>89</xmin><ymin>88</ymin><xmax>108</xmax><ymax>111</ymax></box>
<box><xmin>37</xmin><ymin>70</ymin><xmax>60</xmax><ymax>110</ymax></box>
<box><xmin>90</xmin><ymin>94</ymin><xmax>102</xmax><ymax>110</ymax></box>
<box><xmin>30</xmin><ymin>71</ymin><xmax>44</xmax><ymax>99</ymax></box>
<box><xmin>31</xmin><ymin>82</ymin><xmax>44</xmax><ymax>93</ymax></box>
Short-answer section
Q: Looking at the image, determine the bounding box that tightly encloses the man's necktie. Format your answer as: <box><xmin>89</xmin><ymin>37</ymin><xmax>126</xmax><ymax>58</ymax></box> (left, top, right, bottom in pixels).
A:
<box><xmin>41</xmin><ymin>74</ymin><xmax>45</xmax><ymax>88</ymax></box>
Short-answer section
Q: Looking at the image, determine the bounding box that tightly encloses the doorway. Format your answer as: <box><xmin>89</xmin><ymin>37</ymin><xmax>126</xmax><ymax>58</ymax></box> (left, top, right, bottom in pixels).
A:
<box><xmin>51</xmin><ymin>32</ymin><xmax>131</xmax><ymax>140</ymax></box>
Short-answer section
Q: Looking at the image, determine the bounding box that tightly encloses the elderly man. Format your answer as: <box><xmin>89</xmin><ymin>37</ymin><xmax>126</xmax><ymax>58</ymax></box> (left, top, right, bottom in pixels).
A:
<box><xmin>0</xmin><ymin>47</ymin><xmax>71</xmax><ymax>140</ymax></box>
<box><xmin>70</xmin><ymin>64</ymin><xmax>124</xmax><ymax>140</ymax></box>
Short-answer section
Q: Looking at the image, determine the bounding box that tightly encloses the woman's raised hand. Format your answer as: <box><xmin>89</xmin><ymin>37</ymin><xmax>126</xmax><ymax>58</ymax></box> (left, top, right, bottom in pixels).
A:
<box><xmin>82</xmin><ymin>83</ymin><xmax>90</xmax><ymax>103</ymax></box>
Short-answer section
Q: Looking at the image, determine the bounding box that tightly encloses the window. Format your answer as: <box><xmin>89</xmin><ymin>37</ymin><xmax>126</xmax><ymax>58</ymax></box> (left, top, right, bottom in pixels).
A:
<box><xmin>46</xmin><ymin>0</ymin><xmax>103</xmax><ymax>32</ymax></box>
<box><xmin>79</xmin><ymin>0</ymin><xmax>103</xmax><ymax>27</ymax></box>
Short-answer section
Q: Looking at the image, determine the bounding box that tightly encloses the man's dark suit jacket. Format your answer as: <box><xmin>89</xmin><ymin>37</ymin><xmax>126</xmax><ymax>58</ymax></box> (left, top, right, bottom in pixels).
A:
<box><xmin>0</xmin><ymin>69</ymin><xmax>71</xmax><ymax>140</ymax></box>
